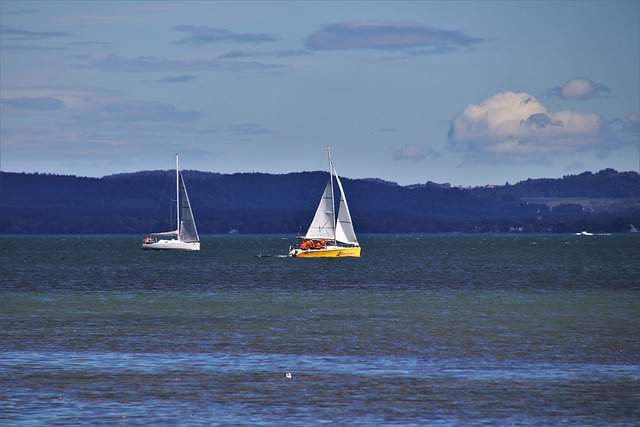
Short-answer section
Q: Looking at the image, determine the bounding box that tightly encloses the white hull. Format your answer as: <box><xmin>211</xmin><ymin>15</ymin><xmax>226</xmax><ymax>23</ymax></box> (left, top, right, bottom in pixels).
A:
<box><xmin>142</xmin><ymin>239</ymin><xmax>200</xmax><ymax>251</ymax></box>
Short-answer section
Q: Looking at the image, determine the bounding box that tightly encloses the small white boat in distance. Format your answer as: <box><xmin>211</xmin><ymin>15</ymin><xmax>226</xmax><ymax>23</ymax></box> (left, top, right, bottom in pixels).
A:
<box><xmin>142</xmin><ymin>154</ymin><xmax>200</xmax><ymax>251</ymax></box>
<box><xmin>575</xmin><ymin>231</ymin><xmax>594</xmax><ymax>236</ymax></box>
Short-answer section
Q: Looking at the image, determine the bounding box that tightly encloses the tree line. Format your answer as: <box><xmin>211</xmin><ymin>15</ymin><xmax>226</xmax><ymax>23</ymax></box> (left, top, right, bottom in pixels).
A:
<box><xmin>1</xmin><ymin>169</ymin><xmax>638</xmax><ymax>234</ymax></box>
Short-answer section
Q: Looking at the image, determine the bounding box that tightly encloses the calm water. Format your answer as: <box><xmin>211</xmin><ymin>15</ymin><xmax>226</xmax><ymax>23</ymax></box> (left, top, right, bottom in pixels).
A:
<box><xmin>1</xmin><ymin>234</ymin><xmax>639</xmax><ymax>426</ymax></box>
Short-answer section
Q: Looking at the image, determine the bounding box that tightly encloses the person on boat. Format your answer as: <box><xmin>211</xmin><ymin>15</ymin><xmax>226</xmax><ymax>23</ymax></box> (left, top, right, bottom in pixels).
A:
<box><xmin>314</xmin><ymin>241</ymin><xmax>323</xmax><ymax>249</ymax></box>
<box><xmin>321</xmin><ymin>239</ymin><xmax>327</xmax><ymax>248</ymax></box>
<box><xmin>144</xmin><ymin>236</ymin><xmax>151</xmax><ymax>244</ymax></box>
<box><xmin>301</xmin><ymin>239</ymin><xmax>313</xmax><ymax>250</ymax></box>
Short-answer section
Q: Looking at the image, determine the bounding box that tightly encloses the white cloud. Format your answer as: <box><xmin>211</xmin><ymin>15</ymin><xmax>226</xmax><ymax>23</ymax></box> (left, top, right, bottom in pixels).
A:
<box><xmin>447</xmin><ymin>91</ymin><xmax>606</xmax><ymax>163</ymax></box>
<box><xmin>547</xmin><ymin>77</ymin><xmax>611</xmax><ymax>100</ymax></box>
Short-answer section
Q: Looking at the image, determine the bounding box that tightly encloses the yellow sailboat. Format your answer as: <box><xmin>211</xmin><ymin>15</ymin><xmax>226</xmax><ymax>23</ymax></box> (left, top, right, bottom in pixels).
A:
<box><xmin>289</xmin><ymin>148</ymin><xmax>361</xmax><ymax>258</ymax></box>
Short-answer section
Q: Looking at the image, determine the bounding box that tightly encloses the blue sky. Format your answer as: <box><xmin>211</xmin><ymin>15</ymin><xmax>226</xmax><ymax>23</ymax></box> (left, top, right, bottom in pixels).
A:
<box><xmin>1</xmin><ymin>0</ymin><xmax>638</xmax><ymax>186</ymax></box>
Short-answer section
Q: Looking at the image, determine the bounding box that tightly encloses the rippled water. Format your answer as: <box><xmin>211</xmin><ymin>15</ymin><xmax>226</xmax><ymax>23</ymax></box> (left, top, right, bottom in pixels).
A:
<box><xmin>1</xmin><ymin>234</ymin><xmax>639</xmax><ymax>426</ymax></box>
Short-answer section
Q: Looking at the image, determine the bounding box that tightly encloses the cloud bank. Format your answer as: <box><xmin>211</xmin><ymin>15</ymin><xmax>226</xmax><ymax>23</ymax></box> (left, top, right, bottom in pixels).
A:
<box><xmin>447</xmin><ymin>91</ymin><xmax>610</xmax><ymax>163</ymax></box>
<box><xmin>547</xmin><ymin>77</ymin><xmax>611</xmax><ymax>100</ymax></box>
<box><xmin>306</xmin><ymin>21</ymin><xmax>482</xmax><ymax>52</ymax></box>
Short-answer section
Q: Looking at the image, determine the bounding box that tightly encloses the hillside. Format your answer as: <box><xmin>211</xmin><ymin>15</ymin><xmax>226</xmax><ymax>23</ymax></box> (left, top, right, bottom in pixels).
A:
<box><xmin>1</xmin><ymin>169</ymin><xmax>638</xmax><ymax>234</ymax></box>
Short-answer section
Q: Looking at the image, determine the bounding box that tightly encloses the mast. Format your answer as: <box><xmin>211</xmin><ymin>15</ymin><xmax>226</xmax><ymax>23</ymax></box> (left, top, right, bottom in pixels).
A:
<box><xmin>327</xmin><ymin>147</ymin><xmax>336</xmax><ymax>246</ymax></box>
<box><xmin>175</xmin><ymin>153</ymin><xmax>180</xmax><ymax>234</ymax></box>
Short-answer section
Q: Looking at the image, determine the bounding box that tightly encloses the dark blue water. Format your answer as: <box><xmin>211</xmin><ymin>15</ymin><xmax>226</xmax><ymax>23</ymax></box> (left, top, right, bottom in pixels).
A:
<box><xmin>1</xmin><ymin>234</ymin><xmax>639</xmax><ymax>426</ymax></box>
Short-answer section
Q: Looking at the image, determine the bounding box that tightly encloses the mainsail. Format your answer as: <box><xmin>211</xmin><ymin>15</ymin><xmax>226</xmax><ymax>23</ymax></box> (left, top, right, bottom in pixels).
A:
<box><xmin>178</xmin><ymin>171</ymin><xmax>199</xmax><ymax>243</ymax></box>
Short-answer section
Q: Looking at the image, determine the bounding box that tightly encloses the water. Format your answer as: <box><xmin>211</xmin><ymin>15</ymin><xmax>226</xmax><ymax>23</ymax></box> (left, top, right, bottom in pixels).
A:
<box><xmin>1</xmin><ymin>234</ymin><xmax>639</xmax><ymax>426</ymax></box>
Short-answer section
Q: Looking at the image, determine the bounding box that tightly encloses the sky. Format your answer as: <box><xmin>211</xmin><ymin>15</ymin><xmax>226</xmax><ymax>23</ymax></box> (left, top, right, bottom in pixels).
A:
<box><xmin>1</xmin><ymin>1</ymin><xmax>639</xmax><ymax>186</ymax></box>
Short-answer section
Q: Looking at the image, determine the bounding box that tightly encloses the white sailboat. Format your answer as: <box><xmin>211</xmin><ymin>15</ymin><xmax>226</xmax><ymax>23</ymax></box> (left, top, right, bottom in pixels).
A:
<box><xmin>289</xmin><ymin>147</ymin><xmax>361</xmax><ymax>257</ymax></box>
<box><xmin>142</xmin><ymin>154</ymin><xmax>200</xmax><ymax>251</ymax></box>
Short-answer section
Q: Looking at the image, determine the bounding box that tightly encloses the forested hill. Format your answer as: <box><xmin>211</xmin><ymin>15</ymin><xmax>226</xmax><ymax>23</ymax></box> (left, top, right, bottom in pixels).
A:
<box><xmin>1</xmin><ymin>169</ymin><xmax>638</xmax><ymax>234</ymax></box>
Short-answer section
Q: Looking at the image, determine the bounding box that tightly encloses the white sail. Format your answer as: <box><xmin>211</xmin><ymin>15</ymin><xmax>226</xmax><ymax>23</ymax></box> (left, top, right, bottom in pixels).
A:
<box><xmin>178</xmin><ymin>171</ymin><xmax>199</xmax><ymax>243</ymax></box>
<box><xmin>334</xmin><ymin>172</ymin><xmax>358</xmax><ymax>245</ymax></box>
<box><xmin>305</xmin><ymin>179</ymin><xmax>335</xmax><ymax>240</ymax></box>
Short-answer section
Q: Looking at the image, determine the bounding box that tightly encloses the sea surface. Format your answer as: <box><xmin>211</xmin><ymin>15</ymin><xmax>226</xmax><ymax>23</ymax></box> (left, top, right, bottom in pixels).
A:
<box><xmin>1</xmin><ymin>234</ymin><xmax>639</xmax><ymax>426</ymax></box>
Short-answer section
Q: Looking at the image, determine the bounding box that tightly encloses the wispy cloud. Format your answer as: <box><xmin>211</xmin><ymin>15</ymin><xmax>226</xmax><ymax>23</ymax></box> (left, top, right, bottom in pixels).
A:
<box><xmin>158</xmin><ymin>75</ymin><xmax>196</xmax><ymax>83</ymax></box>
<box><xmin>0</xmin><ymin>26</ymin><xmax>74</xmax><ymax>51</ymax></box>
<box><xmin>225</xmin><ymin>123</ymin><xmax>272</xmax><ymax>136</ymax></box>
<box><xmin>86</xmin><ymin>100</ymin><xmax>202</xmax><ymax>123</ymax></box>
<box><xmin>446</xmin><ymin>91</ymin><xmax>636</xmax><ymax>164</ymax></box>
<box><xmin>1</xmin><ymin>97</ymin><xmax>64</xmax><ymax>110</ymax></box>
<box><xmin>547</xmin><ymin>77</ymin><xmax>611</xmax><ymax>100</ymax></box>
<box><xmin>2</xmin><ymin>9</ymin><xmax>38</xmax><ymax>15</ymax></box>
<box><xmin>0</xmin><ymin>27</ymin><xmax>72</xmax><ymax>40</ymax></box>
<box><xmin>76</xmin><ymin>54</ymin><xmax>285</xmax><ymax>73</ymax></box>
<box><xmin>393</xmin><ymin>144</ymin><xmax>441</xmax><ymax>161</ymax></box>
<box><xmin>67</xmin><ymin>41</ymin><xmax>113</xmax><ymax>48</ymax></box>
<box><xmin>218</xmin><ymin>49</ymin><xmax>310</xmax><ymax>59</ymax></box>
<box><xmin>172</xmin><ymin>25</ymin><xmax>277</xmax><ymax>45</ymax></box>
<box><xmin>0</xmin><ymin>44</ymin><xmax>65</xmax><ymax>51</ymax></box>
<box><xmin>218</xmin><ymin>50</ymin><xmax>254</xmax><ymax>59</ymax></box>
<box><xmin>306</xmin><ymin>21</ymin><xmax>483</xmax><ymax>52</ymax></box>
<box><xmin>271</xmin><ymin>50</ymin><xmax>310</xmax><ymax>57</ymax></box>
<box><xmin>601</xmin><ymin>113</ymin><xmax>640</xmax><ymax>156</ymax></box>
<box><xmin>623</xmin><ymin>112</ymin><xmax>640</xmax><ymax>132</ymax></box>
<box><xmin>1</xmin><ymin>86</ymin><xmax>202</xmax><ymax>124</ymax></box>
<box><xmin>1</xmin><ymin>86</ymin><xmax>208</xmax><ymax>163</ymax></box>
<box><xmin>52</xmin><ymin>14</ymin><xmax>147</xmax><ymax>25</ymax></box>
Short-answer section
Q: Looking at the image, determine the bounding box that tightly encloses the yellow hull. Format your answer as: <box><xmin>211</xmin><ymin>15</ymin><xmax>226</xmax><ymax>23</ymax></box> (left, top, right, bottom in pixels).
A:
<box><xmin>289</xmin><ymin>246</ymin><xmax>361</xmax><ymax>258</ymax></box>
